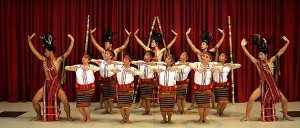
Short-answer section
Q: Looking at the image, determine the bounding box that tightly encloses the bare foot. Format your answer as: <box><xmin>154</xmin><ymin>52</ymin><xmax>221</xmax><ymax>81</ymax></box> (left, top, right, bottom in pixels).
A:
<box><xmin>31</xmin><ymin>116</ymin><xmax>42</xmax><ymax>121</ymax></box>
<box><xmin>187</xmin><ymin>105</ymin><xmax>194</xmax><ymax>110</ymax></box>
<box><xmin>148</xmin><ymin>112</ymin><xmax>153</xmax><ymax>115</ymax></box>
<box><xmin>181</xmin><ymin>110</ymin><xmax>186</xmax><ymax>115</ymax></box>
<box><xmin>215</xmin><ymin>113</ymin><xmax>221</xmax><ymax>117</ymax></box>
<box><xmin>203</xmin><ymin>119</ymin><xmax>209</xmax><ymax>123</ymax></box>
<box><xmin>126</xmin><ymin>119</ymin><xmax>132</xmax><ymax>123</ymax></box>
<box><xmin>198</xmin><ymin>118</ymin><xmax>202</xmax><ymax>124</ymax></box>
<box><xmin>85</xmin><ymin>119</ymin><xmax>91</xmax><ymax>123</ymax></box>
<box><xmin>67</xmin><ymin>116</ymin><xmax>74</xmax><ymax>122</ymax></box>
<box><xmin>121</xmin><ymin>119</ymin><xmax>126</xmax><ymax>124</ymax></box>
<box><xmin>142</xmin><ymin>112</ymin><xmax>147</xmax><ymax>115</ymax></box>
<box><xmin>110</xmin><ymin>110</ymin><xmax>113</xmax><ymax>115</ymax></box>
<box><xmin>102</xmin><ymin>111</ymin><xmax>109</xmax><ymax>114</ymax></box>
<box><xmin>82</xmin><ymin>117</ymin><xmax>87</xmax><ymax>122</ymax></box>
<box><xmin>161</xmin><ymin>119</ymin><xmax>167</xmax><ymax>124</ymax></box>
<box><xmin>240</xmin><ymin>116</ymin><xmax>249</xmax><ymax>122</ymax></box>
<box><xmin>94</xmin><ymin>106</ymin><xmax>103</xmax><ymax>110</ymax></box>
<box><xmin>283</xmin><ymin>115</ymin><xmax>294</xmax><ymax>121</ymax></box>
<box><xmin>168</xmin><ymin>120</ymin><xmax>173</xmax><ymax>124</ymax></box>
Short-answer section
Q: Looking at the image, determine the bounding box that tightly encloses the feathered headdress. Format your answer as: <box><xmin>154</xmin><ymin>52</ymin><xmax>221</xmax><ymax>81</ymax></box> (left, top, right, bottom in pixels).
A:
<box><xmin>39</xmin><ymin>32</ymin><xmax>56</xmax><ymax>52</ymax></box>
<box><xmin>151</xmin><ymin>30</ymin><xmax>164</xmax><ymax>46</ymax></box>
<box><xmin>103</xmin><ymin>28</ymin><xmax>117</xmax><ymax>43</ymax></box>
<box><xmin>200</xmin><ymin>30</ymin><xmax>213</xmax><ymax>45</ymax></box>
<box><xmin>251</xmin><ymin>34</ymin><xmax>272</xmax><ymax>54</ymax></box>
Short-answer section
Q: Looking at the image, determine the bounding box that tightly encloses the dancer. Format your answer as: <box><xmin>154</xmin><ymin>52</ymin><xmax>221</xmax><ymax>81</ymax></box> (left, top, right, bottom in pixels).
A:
<box><xmin>240</xmin><ymin>35</ymin><xmax>294</xmax><ymax>122</ymax></box>
<box><xmin>65</xmin><ymin>53</ymin><xmax>100</xmax><ymax>122</ymax></box>
<box><xmin>28</xmin><ymin>33</ymin><xmax>74</xmax><ymax>121</ymax></box>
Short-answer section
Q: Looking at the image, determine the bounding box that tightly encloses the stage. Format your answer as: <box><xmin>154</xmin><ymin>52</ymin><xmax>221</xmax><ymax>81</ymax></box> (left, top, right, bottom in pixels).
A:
<box><xmin>0</xmin><ymin>102</ymin><xmax>299</xmax><ymax>128</ymax></box>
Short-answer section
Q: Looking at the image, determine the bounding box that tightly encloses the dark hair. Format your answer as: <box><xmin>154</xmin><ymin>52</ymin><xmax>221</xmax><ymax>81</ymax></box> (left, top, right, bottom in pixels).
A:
<box><xmin>151</xmin><ymin>30</ymin><xmax>163</xmax><ymax>46</ymax></box>
<box><xmin>126</xmin><ymin>53</ymin><xmax>135</xmax><ymax>60</ymax></box>
<box><xmin>45</xmin><ymin>46</ymin><xmax>56</xmax><ymax>53</ymax></box>
<box><xmin>85</xmin><ymin>52</ymin><xmax>93</xmax><ymax>60</ymax></box>
<box><xmin>220</xmin><ymin>52</ymin><xmax>229</xmax><ymax>62</ymax></box>
<box><xmin>183</xmin><ymin>52</ymin><xmax>190</xmax><ymax>59</ymax></box>
<box><xmin>146</xmin><ymin>50</ymin><xmax>155</xmax><ymax>58</ymax></box>
<box><xmin>40</xmin><ymin>32</ymin><xmax>56</xmax><ymax>53</ymax></box>
<box><xmin>103</xmin><ymin>28</ymin><xmax>117</xmax><ymax>45</ymax></box>
<box><xmin>170</xmin><ymin>54</ymin><xmax>178</xmax><ymax>63</ymax></box>
<box><xmin>200</xmin><ymin>30</ymin><xmax>213</xmax><ymax>45</ymax></box>
<box><xmin>108</xmin><ymin>50</ymin><xmax>115</xmax><ymax>58</ymax></box>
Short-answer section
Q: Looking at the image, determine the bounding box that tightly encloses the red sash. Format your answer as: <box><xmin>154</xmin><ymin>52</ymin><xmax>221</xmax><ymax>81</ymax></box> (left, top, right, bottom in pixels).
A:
<box><xmin>258</xmin><ymin>61</ymin><xmax>281</xmax><ymax>122</ymax></box>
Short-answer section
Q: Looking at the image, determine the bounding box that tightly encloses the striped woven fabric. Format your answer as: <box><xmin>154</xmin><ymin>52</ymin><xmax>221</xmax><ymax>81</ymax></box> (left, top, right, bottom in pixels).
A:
<box><xmin>139</xmin><ymin>78</ymin><xmax>155</xmax><ymax>99</ymax></box>
<box><xmin>76</xmin><ymin>83</ymin><xmax>95</xmax><ymax>107</ymax></box>
<box><xmin>194</xmin><ymin>90</ymin><xmax>212</xmax><ymax>108</ymax></box>
<box><xmin>117</xmin><ymin>83</ymin><xmax>134</xmax><ymax>108</ymax></box>
<box><xmin>42</xmin><ymin>80</ymin><xmax>61</xmax><ymax>121</ymax></box>
<box><xmin>214</xmin><ymin>82</ymin><xmax>230</xmax><ymax>102</ymax></box>
<box><xmin>100</xmin><ymin>80</ymin><xmax>117</xmax><ymax>100</ymax></box>
<box><xmin>176</xmin><ymin>83</ymin><xmax>188</xmax><ymax>99</ymax></box>
<box><xmin>159</xmin><ymin>90</ymin><xmax>176</xmax><ymax>112</ymax></box>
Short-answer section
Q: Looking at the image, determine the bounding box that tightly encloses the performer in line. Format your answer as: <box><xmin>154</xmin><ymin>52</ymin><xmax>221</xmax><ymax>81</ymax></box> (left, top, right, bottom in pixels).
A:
<box><xmin>134</xmin><ymin>29</ymin><xmax>178</xmax><ymax>61</ymax></box>
<box><xmin>149</xmin><ymin>54</ymin><xmax>186</xmax><ymax>124</ymax></box>
<box><xmin>65</xmin><ymin>53</ymin><xmax>100</xmax><ymax>122</ymax></box>
<box><xmin>175</xmin><ymin>52</ymin><xmax>191</xmax><ymax>114</ymax></box>
<box><xmin>91</xmin><ymin>50</ymin><xmax>122</xmax><ymax>114</ymax></box>
<box><xmin>110</xmin><ymin>53</ymin><xmax>143</xmax><ymax>123</ymax></box>
<box><xmin>186</xmin><ymin>28</ymin><xmax>225</xmax><ymax>110</ymax></box>
<box><xmin>211</xmin><ymin>52</ymin><xmax>241</xmax><ymax>116</ymax></box>
<box><xmin>189</xmin><ymin>52</ymin><xmax>215</xmax><ymax>124</ymax></box>
<box><xmin>131</xmin><ymin>51</ymin><xmax>158</xmax><ymax>115</ymax></box>
<box><xmin>90</xmin><ymin>28</ymin><xmax>131</xmax><ymax>110</ymax></box>
<box><xmin>240</xmin><ymin>35</ymin><xmax>294</xmax><ymax>122</ymax></box>
<box><xmin>28</xmin><ymin>33</ymin><xmax>74</xmax><ymax>121</ymax></box>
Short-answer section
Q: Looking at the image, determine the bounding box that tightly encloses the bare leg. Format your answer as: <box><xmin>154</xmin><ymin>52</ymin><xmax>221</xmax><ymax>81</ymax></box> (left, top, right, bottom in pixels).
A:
<box><xmin>142</xmin><ymin>99</ymin><xmax>147</xmax><ymax>115</ymax></box>
<box><xmin>188</xmin><ymin>96</ymin><xmax>195</xmax><ymax>110</ymax></box>
<box><xmin>57</xmin><ymin>89</ymin><xmax>74</xmax><ymax>121</ymax></box>
<box><xmin>167</xmin><ymin>112</ymin><xmax>173</xmax><ymax>124</ymax></box>
<box><xmin>109</xmin><ymin>100</ymin><xmax>114</xmax><ymax>114</ymax></box>
<box><xmin>103</xmin><ymin>100</ymin><xmax>109</xmax><ymax>114</ymax></box>
<box><xmin>135</xmin><ymin>98</ymin><xmax>142</xmax><ymax>109</ymax></box>
<box><xmin>203</xmin><ymin>108</ymin><xmax>210</xmax><ymax>123</ymax></box>
<box><xmin>31</xmin><ymin>87</ymin><xmax>43</xmax><ymax>121</ymax></box>
<box><xmin>177</xmin><ymin>99</ymin><xmax>182</xmax><ymax>114</ymax></box>
<box><xmin>161</xmin><ymin>112</ymin><xmax>167</xmax><ymax>124</ymax></box>
<box><xmin>146</xmin><ymin>99</ymin><xmax>152</xmax><ymax>115</ymax></box>
<box><xmin>181</xmin><ymin>97</ymin><xmax>186</xmax><ymax>114</ymax></box>
<box><xmin>125</xmin><ymin>108</ymin><xmax>131</xmax><ymax>123</ymax></box>
<box><xmin>220</xmin><ymin>102</ymin><xmax>227</xmax><ymax>116</ymax></box>
<box><xmin>120</xmin><ymin>108</ymin><xmax>126</xmax><ymax>124</ymax></box>
<box><xmin>216</xmin><ymin>102</ymin><xmax>221</xmax><ymax>116</ymax></box>
<box><xmin>94</xmin><ymin>94</ymin><xmax>103</xmax><ymax>110</ymax></box>
<box><xmin>198</xmin><ymin>108</ymin><xmax>204</xmax><ymax>124</ymax></box>
<box><xmin>78</xmin><ymin>107</ymin><xmax>86</xmax><ymax>122</ymax></box>
<box><xmin>83</xmin><ymin>107</ymin><xmax>91</xmax><ymax>122</ymax></box>
<box><xmin>280</xmin><ymin>93</ymin><xmax>294</xmax><ymax>121</ymax></box>
<box><xmin>240</xmin><ymin>87</ymin><xmax>261</xmax><ymax>122</ymax></box>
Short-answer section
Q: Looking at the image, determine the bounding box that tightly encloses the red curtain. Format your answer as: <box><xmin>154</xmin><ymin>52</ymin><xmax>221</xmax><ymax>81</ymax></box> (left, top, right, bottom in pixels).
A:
<box><xmin>0</xmin><ymin>0</ymin><xmax>299</xmax><ymax>102</ymax></box>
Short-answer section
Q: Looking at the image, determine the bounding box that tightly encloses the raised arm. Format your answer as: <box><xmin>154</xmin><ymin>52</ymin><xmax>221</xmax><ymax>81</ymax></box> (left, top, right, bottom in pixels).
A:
<box><xmin>161</xmin><ymin>30</ymin><xmax>178</xmax><ymax>52</ymax></box>
<box><xmin>209</xmin><ymin>28</ymin><xmax>225</xmax><ymax>52</ymax></box>
<box><xmin>186</xmin><ymin>28</ymin><xmax>201</xmax><ymax>54</ymax></box>
<box><xmin>241</xmin><ymin>39</ymin><xmax>257</xmax><ymax>64</ymax></box>
<box><xmin>27</xmin><ymin>33</ymin><xmax>46</xmax><ymax>61</ymax></box>
<box><xmin>60</xmin><ymin>34</ymin><xmax>74</xmax><ymax>59</ymax></box>
<box><xmin>115</xmin><ymin>29</ymin><xmax>131</xmax><ymax>54</ymax></box>
<box><xmin>134</xmin><ymin>29</ymin><xmax>150</xmax><ymax>51</ymax></box>
<box><xmin>90</xmin><ymin>28</ymin><xmax>106</xmax><ymax>54</ymax></box>
<box><xmin>65</xmin><ymin>65</ymin><xmax>79</xmax><ymax>71</ymax></box>
<box><xmin>269</xmin><ymin>36</ymin><xmax>290</xmax><ymax>62</ymax></box>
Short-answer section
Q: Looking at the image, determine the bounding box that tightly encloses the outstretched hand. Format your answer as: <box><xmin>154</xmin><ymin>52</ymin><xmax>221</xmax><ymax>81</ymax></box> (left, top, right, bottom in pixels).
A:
<box><xmin>241</xmin><ymin>39</ymin><xmax>247</xmax><ymax>46</ymax></box>
<box><xmin>171</xmin><ymin>30</ymin><xmax>178</xmax><ymax>36</ymax></box>
<box><xmin>218</xmin><ymin>28</ymin><xmax>224</xmax><ymax>33</ymax></box>
<box><xmin>282</xmin><ymin>36</ymin><xmax>289</xmax><ymax>43</ymax></box>
<box><xmin>28</xmin><ymin>33</ymin><xmax>36</xmax><ymax>41</ymax></box>
<box><xmin>68</xmin><ymin>34</ymin><xmax>74</xmax><ymax>41</ymax></box>
<box><xmin>90</xmin><ymin>28</ymin><xmax>97</xmax><ymax>34</ymax></box>
<box><xmin>134</xmin><ymin>29</ymin><xmax>139</xmax><ymax>35</ymax></box>
<box><xmin>125</xmin><ymin>29</ymin><xmax>131</xmax><ymax>36</ymax></box>
<box><xmin>186</xmin><ymin>28</ymin><xmax>191</xmax><ymax>35</ymax></box>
